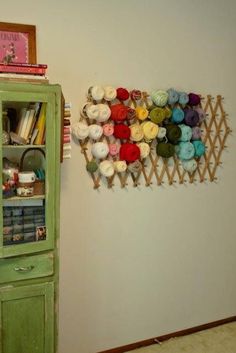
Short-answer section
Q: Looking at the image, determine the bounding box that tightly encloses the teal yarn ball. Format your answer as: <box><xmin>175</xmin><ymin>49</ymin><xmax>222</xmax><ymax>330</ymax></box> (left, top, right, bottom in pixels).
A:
<box><xmin>182</xmin><ymin>159</ymin><xmax>198</xmax><ymax>173</ymax></box>
<box><xmin>192</xmin><ymin>140</ymin><xmax>206</xmax><ymax>157</ymax></box>
<box><xmin>179</xmin><ymin>124</ymin><xmax>192</xmax><ymax>142</ymax></box>
<box><xmin>178</xmin><ymin>92</ymin><xmax>189</xmax><ymax>105</ymax></box>
<box><xmin>171</xmin><ymin>107</ymin><xmax>184</xmax><ymax>123</ymax></box>
<box><xmin>175</xmin><ymin>142</ymin><xmax>195</xmax><ymax>160</ymax></box>
<box><xmin>156</xmin><ymin>142</ymin><xmax>175</xmax><ymax>158</ymax></box>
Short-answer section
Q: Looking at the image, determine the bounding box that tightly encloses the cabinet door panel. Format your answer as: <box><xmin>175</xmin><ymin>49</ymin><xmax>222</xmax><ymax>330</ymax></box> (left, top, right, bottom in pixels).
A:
<box><xmin>0</xmin><ymin>90</ymin><xmax>58</xmax><ymax>258</ymax></box>
<box><xmin>0</xmin><ymin>282</ymin><xmax>54</xmax><ymax>353</ymax></box>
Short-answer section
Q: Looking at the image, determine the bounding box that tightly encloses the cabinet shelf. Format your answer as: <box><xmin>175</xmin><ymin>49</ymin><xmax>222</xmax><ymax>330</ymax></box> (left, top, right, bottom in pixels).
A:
<box><xmin>3</xmin><ymin>195</ymin><xmax>45</xmax><ymax>201</ymax></box>
<box><xmin>3</xmin><ymin>145</ymin><xmax>45</xmax><ymax>149</ymax></box>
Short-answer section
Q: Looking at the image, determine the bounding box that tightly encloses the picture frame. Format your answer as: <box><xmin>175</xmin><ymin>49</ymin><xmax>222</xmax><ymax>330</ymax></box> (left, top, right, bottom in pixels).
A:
<box><xmin>0</xmin><ymin>22</ymin><xmax>36</xmax><ymax>64</ymax></box>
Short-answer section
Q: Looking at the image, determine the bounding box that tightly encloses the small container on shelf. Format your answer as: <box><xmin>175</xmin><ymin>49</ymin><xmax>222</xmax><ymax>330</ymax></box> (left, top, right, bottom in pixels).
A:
<box><xmin>17</xmin><ymin>171</ymin><xmax>36</xmax><ymax>197</ymax></box>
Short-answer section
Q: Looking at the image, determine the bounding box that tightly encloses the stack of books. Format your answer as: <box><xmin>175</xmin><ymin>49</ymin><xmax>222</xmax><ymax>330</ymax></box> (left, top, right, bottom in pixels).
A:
<box><xmin>10</xmin><ymin>102</ymin><xmax>46</xmax><ymax>145</ymax></box>
<box><xmin>0</xmin><ymin>63</ymin><xmax>49</xmax><ymax>84</ymax></box>
<box><xmin>63</xmin><ymin>102</ymin><xmax>71</xmax><ymax>159</ymax></box>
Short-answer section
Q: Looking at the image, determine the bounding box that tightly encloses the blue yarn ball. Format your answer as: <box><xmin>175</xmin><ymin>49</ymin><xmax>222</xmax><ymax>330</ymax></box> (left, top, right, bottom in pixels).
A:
<box><xmin>175</xmin><ymin>142</ymin><xmax>195</xmax><ymax>160</ymax></box>
<box><xmin>192</xmin><ymin>140</ymin><xmax>206</xmax><ymax>157</ymax></box>
<box><xmin>171</xmin><ymin>107</ymin><xmax>184</xmax><ymax>123</ymax></box>
<box><xmin>178</xmin><ymin>92</ymin><xmax>189</xmax><ymax>105</ymax></box>
<box><xmin>167</xmin><ymin>88</ymin><xmax>179</xmax><ymax>105</ymax></box>
<box><xmin>179</xmin><ymin>124</ymin><xmax>192</xmax><ymax>142</ymax></box>
<box><xmin>182</xmin><ymin>159</ymin><xmax>198</xmax><ymax>173</ymax></box>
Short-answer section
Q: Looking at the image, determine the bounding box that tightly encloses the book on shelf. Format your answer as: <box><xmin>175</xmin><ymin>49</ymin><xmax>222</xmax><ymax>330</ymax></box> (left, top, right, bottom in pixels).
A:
<box><xmin>0</xmin><ymin>73</ymin><xmax>49</xmax><ymax>84</ymax></box>
<box><xmin>0</xmin><ymin>64</ymin><xmax>46</xmax><ymax>75</ymax></box>
<box><xmin>2</xmin><ymin>63</ymin><xmax>47</xmax><ymax>68</ymax></box>
<box><xmin>34</xmin><ymin>102</ymin><xmax>47</xmax><ymax>145</ymax></box>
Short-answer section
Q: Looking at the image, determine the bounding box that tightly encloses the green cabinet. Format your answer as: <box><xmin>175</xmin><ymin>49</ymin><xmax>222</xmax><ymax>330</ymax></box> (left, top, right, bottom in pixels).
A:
<box><xmin>0</xmin><ymin>282</ymin><xmax>54</xmax><ymax>353</ymax></box>
<box><xmin>0</xmin><ymin>82</ymin><xmax>61</xmax><ymax>353</ymax></box>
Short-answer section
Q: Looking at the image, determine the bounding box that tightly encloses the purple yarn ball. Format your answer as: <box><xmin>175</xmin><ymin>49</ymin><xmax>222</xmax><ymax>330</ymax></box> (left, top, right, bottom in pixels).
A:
<box><xmin>188</xmin><ymin>93</ymin><xmax>201</xmax><ymax>106</ymax></box>
<box><xmin>184</xmin><ymin>109</ymin><xmax>200</xmax><ymax>127</ymax></box>
<box><xmin>191</xmin><ymin>126</ymin><xmax>202</xmax><ymax>140</ymax></box>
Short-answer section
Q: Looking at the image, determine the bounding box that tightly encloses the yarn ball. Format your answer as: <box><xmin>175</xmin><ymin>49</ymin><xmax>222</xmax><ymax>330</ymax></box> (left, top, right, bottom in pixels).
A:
<box><xmin>137</xmin><ymin>142</ymin><xmax>150</xmax><ymax>159</ymax></box>
<box><xmin>88</xmin><ymin>86</ymin><xmax>105</xmax><ymax>101</ymax></box>
<box><xmin>193</xmin><ymin>107</ymin><xmax>206</xmax><ymax>123</ymax></box>
<box><xmin>149</xmin><ymin>107</ymin><xmax>166</xmax><ymax>124</ymax></box>
<box><xmin>191</xmin><ymin>126</ymin><xmax>202</xmax><ymax>140</ymax></box>
<box><xmin>157</xmin><ymin>127</ymin><xmax>167</xmax><ymax>139</ymax></box>
<box><xmin>156</xmin><ymin>142</ymin><xmax>175</xmax><ymax>158</ymax></box>
<box><xmin>91</xmin><ymin>142</ymin><xmax>109</xmax><ymax>159</ymax></box>
<box><xmin>175</xmin><ymin>142</ymin><xmax>195</xmax><ymax>160</ymax></box>
<box><xmin>85</xmin><ymin>104</ymin><xmax>100</xmax><ymax>120</ymax></box>
<box><xmin>130</xmin><ymin>124</ymin><xmax>144</xmax><ymax>142</ymax></box>
<box><xmin>164</xmin><ymin>106</ymin><xmax>172</xmax><ymax>119</ymax></box>
<box><xmin>103</xmin><ymin>86</ymin><xmax>117</xmax><ymax>101</ymax></box>
<box><xmin>109</xmin><ymin>143</ymin><xmax>120</xmax><ymax>156</ymax></box>
<box><xmin>127</xmin><ymin>107</ymin><xmax>137</xmax><ymax>120</ymax></box>
<box><xmin>110</xmin><ymin>104</ymin><xmax>128</xmax><ymax>122</ymax></box>
<box><xmin>99</xmin><ymin>160</ymin><xmax>115</xmax><ymax>177</ymax></box>
<box><xmin>192</xmin><ymin>140</ymin><xmax>206</xmax><ymax>157</ymax></box>
<box><xmin>128</xmin><ymin>160</ymin><xmax>142</xmax><ymax>173</ymax></box>
<box><xmin>96</xmin><ymin>103</ymin><xmax>111</xmax><ymax>122</ymax></box>
<box><xmin>72</xmin><ymin>122</ymin><xmax>89</xmax><ymax>140</ymax></box>
<box><xmin>178</xmin><ymin>92</ymin><xmax>189</xmax><ymax>106</ymax></box>
<box><xmin>103</xmin><ymin>123</ymin><xmax>114</xmax><ymax>137</ymax></box>
<box><xmin>88</xmin><ymin>124</ymin><xmax>103</xmax><ymax>140</ymax></box>
<box><xmin>113</xmin><ymin>160</ymin><xmax>127</xmax><ymax>172</ymax></box>
<box><xmin>130</xmin><ymin>89</ymin><xmax>142</xmax><ymax>101</ymax></box>
<box><xmin>188</xmin><ymin>93</ymin><xmax>201</xmax><ymax>106</ymax></box>
<box><xmin>184</xmin><ymin>108</ymin><xmax>200</xmax><ymax>127</ymax></box>
<box><xmin>141</xmin><ymin>121</ymin><xmax>159</xmax><ymax>141</ymax></box>
<box><xmin>171</xmin><ymin>107</ymin><xmax>185</xmax><ymax>123</ymax></box>
<box><xmin>166</xmin><ymin>124</ymin><xmax>182</xmax><ymax>144</ymax></box>
<box><xmin>182</xmin><ymin>159</ymin><xmax>198</xmax><ymax>173</ymax></box>
<box><xmin>113</xmin><ymin>124</ymin><xmax>131</xmax><ymax>140</ymax></box>
<box><xmin>167</xmin><ymin>88</ymin><xmax>179</xmax><ymax>105</ymax></box>
<box><xmin>120</xmin><ymin>143</ymin><xmax>141</xmax><ymax>163</ymax></box>
<box><xmin>151</xmin><ymin>90</ymin><xmax>168</xmax><ymax>107</ymax></box>
<box><xmin>179</xmin><ymin>124</ymin><xmax>192</xmax><ymax>142</ymax></box>
<box><xmin>86</xmin><ymin>160</ymin><xmax>98</xmax><ymax>173</ymax></box>
<box><xmin>135</xmin><ymin>106</ymin><xmax>149</xmax><ymax>121</ymax></box>
<box><xmin>116</xmin><ymin>87</ymin><xmax>130</xmax><ymax>101</ymax></box>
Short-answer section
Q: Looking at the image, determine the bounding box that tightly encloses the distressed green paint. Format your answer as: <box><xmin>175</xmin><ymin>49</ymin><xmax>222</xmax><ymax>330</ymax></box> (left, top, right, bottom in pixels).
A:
<box><xmin>0</xmin><ymin>282</ymin><xmax>54</xmax><ymax>353</ymax></box>
<box><xmin>0</xmin><ymin>253</ymin><xmax>53</xmax><ymax>284</ymax></box>
<box><xmin>0</xmin><ymin>82</ymin><xmax>61</xmax><ymax>353</ymax></box>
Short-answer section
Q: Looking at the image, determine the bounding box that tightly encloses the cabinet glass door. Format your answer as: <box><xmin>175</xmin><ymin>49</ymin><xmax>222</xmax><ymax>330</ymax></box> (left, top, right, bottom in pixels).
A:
<box><xmin>0</xmin><ymin>91</ymin><xmax>56</xmax><ymax>257</ymax></box>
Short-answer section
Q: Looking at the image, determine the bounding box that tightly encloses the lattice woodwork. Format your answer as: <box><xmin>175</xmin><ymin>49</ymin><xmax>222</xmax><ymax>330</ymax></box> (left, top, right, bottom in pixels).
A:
<box><xmin>77</xmin><ymin>94</ymin><xmax>231</xmax><ymax>189</ymax></box>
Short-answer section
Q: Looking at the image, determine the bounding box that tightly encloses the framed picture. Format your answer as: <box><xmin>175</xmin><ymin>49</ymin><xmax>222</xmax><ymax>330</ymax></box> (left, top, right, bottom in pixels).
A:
<box><xmin>0</xmin><ymin>22</ymin><xmax>36</xmax><ymax>64</ymax></box>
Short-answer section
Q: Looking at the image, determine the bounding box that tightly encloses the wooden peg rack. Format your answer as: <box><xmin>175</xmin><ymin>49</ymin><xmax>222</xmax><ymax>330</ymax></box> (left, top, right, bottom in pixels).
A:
<box><xmin>78</xmin><ymin>94</ymin><xmax>231</xmax><ymax>189</ymax></box>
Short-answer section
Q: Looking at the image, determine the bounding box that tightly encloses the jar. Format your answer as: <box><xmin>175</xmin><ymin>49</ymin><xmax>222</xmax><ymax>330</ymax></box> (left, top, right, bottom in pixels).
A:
<box><xmin>17</xmin><ymin>172</ymin><xmax>36</xmax><ymax>197</ymax></box>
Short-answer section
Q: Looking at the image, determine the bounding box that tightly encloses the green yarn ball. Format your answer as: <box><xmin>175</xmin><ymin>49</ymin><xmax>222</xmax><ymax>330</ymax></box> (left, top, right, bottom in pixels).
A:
<box><xmin>86</xmin><ymin>160</ymin><xmax>98</xmax><ymax>173</ymax></box>
<box><xmin>156</xmin><ymin>142</ymin><xmax>175</xmax><ymax>158</ymax></box>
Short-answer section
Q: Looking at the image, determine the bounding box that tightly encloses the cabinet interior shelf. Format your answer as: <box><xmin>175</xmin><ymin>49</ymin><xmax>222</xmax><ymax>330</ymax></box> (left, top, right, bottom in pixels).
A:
<box><xmin>3</xmin><ymin>145</ymin><xmax>45</xmax><ymax>149</ymax></box>
<box><xmin>4</xmin><ymin>195</ymin><xmax>45</xmax><ymax>201</ymax></box>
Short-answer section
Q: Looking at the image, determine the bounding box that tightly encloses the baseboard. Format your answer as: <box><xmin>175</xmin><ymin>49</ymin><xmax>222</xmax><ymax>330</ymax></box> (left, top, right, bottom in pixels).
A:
<box><xmin>97</xmin><ymin>315</ymin><xmax>236</xmax><ymax>353</ymax></box>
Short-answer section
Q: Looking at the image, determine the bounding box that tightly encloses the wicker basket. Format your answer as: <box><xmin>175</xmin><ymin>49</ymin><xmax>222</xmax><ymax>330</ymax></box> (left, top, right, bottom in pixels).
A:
<box><xmin>20</xmin><ymin>148</ymin><xmax>45</xmax><ymax>196</ymax></box>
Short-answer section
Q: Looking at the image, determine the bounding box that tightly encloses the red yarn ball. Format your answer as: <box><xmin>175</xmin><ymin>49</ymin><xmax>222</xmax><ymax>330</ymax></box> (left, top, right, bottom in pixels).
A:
<box><xmin>116</xmin><ymin>88</ymin><xmax>130</xmax><ymax>101</ymax></box>
<box><xmin>110</xmin><ymin>104</ymin><xmax>128</xmax><ymax>122</ymax></box>
<box><xmin>120</xmin><ymin>143</ymin><xmax>141</xmax><ymax>163</ymax></box>
<box><xmin>113</xmin><ymin>124</ymin><xmax>131</xmax><ymax>140</ymax></box>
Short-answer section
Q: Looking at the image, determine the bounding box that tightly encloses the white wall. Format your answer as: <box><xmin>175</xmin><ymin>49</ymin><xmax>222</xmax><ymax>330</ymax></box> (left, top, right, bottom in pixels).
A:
<box><xmin>1</xmin><ymin>1</ymin><xmax>236</xmax><ymax>352</ymax></box>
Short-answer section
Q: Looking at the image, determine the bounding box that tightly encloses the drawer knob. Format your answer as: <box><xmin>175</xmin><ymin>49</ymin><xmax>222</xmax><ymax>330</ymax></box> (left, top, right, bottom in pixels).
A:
<box><xmin>14</xmin><ymin>266</ymin><xmax>34</xmax><ymax>272</ymax></box>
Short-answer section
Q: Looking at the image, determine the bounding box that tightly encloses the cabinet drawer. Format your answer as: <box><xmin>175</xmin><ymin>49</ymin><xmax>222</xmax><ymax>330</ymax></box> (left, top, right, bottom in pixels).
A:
<box><xmin>0</xmin><ymin>253</ymin><xmax>54</xmax><ymax>284</ymax></box>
